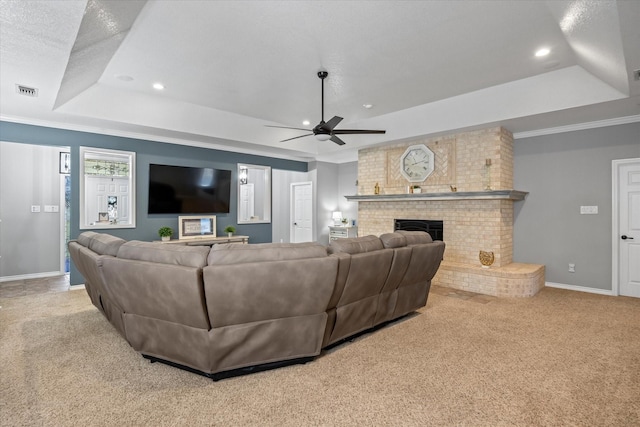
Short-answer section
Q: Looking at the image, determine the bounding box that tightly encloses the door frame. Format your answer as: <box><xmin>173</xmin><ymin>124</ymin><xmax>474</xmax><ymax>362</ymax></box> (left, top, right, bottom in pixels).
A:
<box><xmin>290</xmin><ymin>181</ymin><xmax>313</xmax><ymax>243</ymax></box>
<box><xmin>611</xmin><ymin>157</ymin><xmax>640</xmax><ymax>296</ymax></box>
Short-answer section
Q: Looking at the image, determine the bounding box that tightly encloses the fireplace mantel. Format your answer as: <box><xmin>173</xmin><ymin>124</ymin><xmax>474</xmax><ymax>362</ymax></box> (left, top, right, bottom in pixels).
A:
<box><xmin>345</xmin><ymin>190</ymin><xmax>528</xmax><ymax>202</ymax></box>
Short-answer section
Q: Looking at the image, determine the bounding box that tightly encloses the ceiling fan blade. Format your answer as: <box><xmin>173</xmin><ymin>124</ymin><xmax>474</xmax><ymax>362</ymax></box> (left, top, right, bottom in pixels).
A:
<box><xmin>280</xmin><ymin>133</ymin><xmax>313</xmax><ymax>142</ymax></box>
<box><xmin>266</xmin><ymin>125</ymin><xmax>312</xmax><ymax>132</ymax></box>
<box><xmin>330</xmin><ymin>135</ymin><xmax>346</xmax><ymax>146</ymax></box>
<box><xmin>321</xmin><ymin>116</ymin><xmax>343</xmax><ymax>132</ymax></box>
<box><xmin>332</xmin><ymin>129</ymin><xmax>386</xmax><ymax>135</ymax></box>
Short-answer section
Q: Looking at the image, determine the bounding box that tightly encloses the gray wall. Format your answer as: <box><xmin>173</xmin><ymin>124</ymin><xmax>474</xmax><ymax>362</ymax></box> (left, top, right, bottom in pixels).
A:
<box><xmin>309</xmin><ymin>161</ymin><xmax>340</xmax><ymax>245</ymax></box>
<box><xmin>272</xmin><ymin>169</ymin><xmax>310</xmax><ymax>243</ymax></box>
<box><xmin>0</xmin><ymin>121</ymin><xmax>307</xmax><ymax>284</ymax></box>
<box><xmin>338</xmin><ymin>161</ymin><xmax>358</xmax><ymax>226</ymax></box>
<box><xmin>513</xmin><ymin>122</ymin><xmax>640</xmax><ymax>291</ymax></box>
<box><xmin>0</xmin><ymin>142</ymin><xmax>66</xmax><ymax>277</ymax></box>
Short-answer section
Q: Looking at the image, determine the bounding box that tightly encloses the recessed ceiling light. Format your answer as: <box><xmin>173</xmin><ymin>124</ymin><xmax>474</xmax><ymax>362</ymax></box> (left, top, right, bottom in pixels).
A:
<box><xmin>302</xmin><ymin>120</ymin><xmax>310</xmax><ymax>126</ymax></box>
<box><xmin>535</xmin><ymin>48</ymin><xmax>550</xmax><ymax>57</ymax></box>
<box><xmin>363</xmin><ymin>104</ymin><xmax>373</xmax><ymax>109</ymax></box>
<box><xmin>115</xmin><ymin>74</ymin><xmax>134</xmax><ymax>82</ymax></box>
<box><xmin>152</xmin><ymin>82</ymin><xmax>165</xmax><ymax>90</ymax></box>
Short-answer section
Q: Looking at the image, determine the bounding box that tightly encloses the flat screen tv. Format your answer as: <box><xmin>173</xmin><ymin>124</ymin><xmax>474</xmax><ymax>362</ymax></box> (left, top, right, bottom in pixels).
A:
<box><xmin>148</xmin><ymin>164</ymin><xmax>232</xmax><ymax>214</ymax></box>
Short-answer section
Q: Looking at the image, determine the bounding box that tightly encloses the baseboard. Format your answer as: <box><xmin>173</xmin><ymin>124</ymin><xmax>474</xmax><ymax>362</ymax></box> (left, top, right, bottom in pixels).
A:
<box><xmin>545</xmin><ymin>282</ymin><xmax>614</xmax><ymax>296</ymax></box>
<box><xmin>0</xmin><ymin>271</ymin><xmax>66</xmax><ymax>283</ymax></box>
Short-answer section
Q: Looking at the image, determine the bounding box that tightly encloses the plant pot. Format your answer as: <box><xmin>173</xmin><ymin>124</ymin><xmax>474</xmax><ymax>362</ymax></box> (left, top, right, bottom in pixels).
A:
<box><xmin>161</xmin><ymin>236</ymin><xmax>170</xmax><ymax>242</ymax></box>
<box><xmin>228</xmin><ymin>233</ymin><xmax>233</xmax><ymax>237</ymax></box>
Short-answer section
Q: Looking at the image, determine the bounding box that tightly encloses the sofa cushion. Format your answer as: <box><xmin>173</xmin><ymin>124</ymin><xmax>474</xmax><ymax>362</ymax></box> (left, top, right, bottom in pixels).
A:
<box><xmin>88</xmin><ymin>233</ymin><xmax>127</xmax><ymax>256</ymax></box>
<box><xmin>76</xmin><ymin>231</ymin><xmax>98</xmax><ymax>248</ymax></box>
<box><xmin>208</xmin><ymin>242</ymin><xmax>327</xmax><ymax>265</ymax></box>
<box><xmin>117</xmin><ymin>241</ymin><xmax>210</xmax><ymax>268</ymax></box>
<box><xmin>328</xmin><ymin>235</ymin><xmax>384</xmax><ymax>255</ymax></box>
<box><xmin>397</xmin><ymin>230</ymin><xmax>433</xmax><ymax>245</ymax></box>
<box><xmin>379</xmin><ymin>232</ymin><xmax>407</xmax><ymax>248</ymax></box>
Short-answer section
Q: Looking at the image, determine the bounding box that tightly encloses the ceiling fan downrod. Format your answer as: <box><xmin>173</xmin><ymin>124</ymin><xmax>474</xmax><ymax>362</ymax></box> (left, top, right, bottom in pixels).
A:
<box><xmin>318</xmin><ymin>71</ymin><xmax>328</xmax><ymax>123</ymax></box>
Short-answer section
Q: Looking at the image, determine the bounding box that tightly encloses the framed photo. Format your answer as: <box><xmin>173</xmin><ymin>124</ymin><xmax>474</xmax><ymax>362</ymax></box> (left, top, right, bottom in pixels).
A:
<box><xmin>59</xmin><ymin>152</ymin><xmax>70</xmax><ymax>174</ymax></box>
<box><xmin>98</xmin><ymin>212</ymin><xmax>109</xmax><ymax>222</ymax></box>
<box><xmin>178</xmin><ymin>215</ymin><xmax>216</xmax><ymax>240</ymax></box>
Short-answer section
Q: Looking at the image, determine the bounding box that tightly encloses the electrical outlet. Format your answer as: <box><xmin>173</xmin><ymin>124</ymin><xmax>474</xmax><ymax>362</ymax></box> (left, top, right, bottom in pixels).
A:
<box><xmin>580</xmin><ymin>206</ymin><xmax>598</xmax><ymax>214</ymax></box>
<box><xmin>568</xmin><ymin>263</ymin><xmax>576</xmax><ymax>273</ymax></box>
<box><xmin>31</xmin><ymin>205</ymin><xmax>40</xmax><ymax>213</ymax></box>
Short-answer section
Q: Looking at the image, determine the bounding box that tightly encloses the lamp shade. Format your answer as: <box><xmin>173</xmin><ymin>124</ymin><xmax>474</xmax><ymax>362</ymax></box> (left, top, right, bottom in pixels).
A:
<box><xmin>316</xmin><ymin>133</ymin><xmax>331</xmax><ymax>141</ymax></box>
<box><xmin>332</xmin><ymin>211</ymin><xmax>343</xmax><ymax>220</ymax></box>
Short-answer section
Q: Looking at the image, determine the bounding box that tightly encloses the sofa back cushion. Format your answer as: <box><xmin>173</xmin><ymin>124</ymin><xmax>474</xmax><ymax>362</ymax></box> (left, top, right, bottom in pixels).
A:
<box><xmin>89</xmin><ymin>233</ymin><xmax>127</xmax><ymax>256</ymax></box>
<box><xmin>207</xmin><ymin>242</ymin><xmax>327</xmax><ymax>265</ymax></box>
<box><xmin>327</xmin><ymin>235</ymin><xmax>383</xmax><ymax>255</ymax></box>
<box><xmin>75</xmin><ymin>231</ymin><xmax>126</xmax><ymax>256</ymax></box>
<box><xmin>397</xmin><ymin>230</ymin><xmax>433</xmax><ymax>245</ymax></box>
<box><xmin>76</xmin><ymin>231</ymin><xmax>98</xmax><ymax>248</ymax></box>
<box><xmin>117</xmin><ymin>241</ymin><xmax>210</xmax><ymax>268</ymax></box>
<box><xmin>379</xmin><ymin>232</ymin><xmax>407</xmax><ymax>248</ymax></box>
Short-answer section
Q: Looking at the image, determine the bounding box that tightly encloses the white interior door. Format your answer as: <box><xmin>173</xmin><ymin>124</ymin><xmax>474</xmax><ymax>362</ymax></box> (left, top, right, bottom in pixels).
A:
<box><xmin>615</xmin><ymin>159</ymin><xmax>640</xmax><ymax>297</ymax></box>
<box><xmin>239</xmin><ymin>183</ymin><xmax>255</xmax><ymax>221</ymax></box>
<box><xmin>85</xmin><ymin>176</ymin><xmax>130</xmax><ymax>224</ymax></box>
<box><xmin>291</xmin><ymin>182</ymin><xmax>313</xmax><ymax>243</ymax></box>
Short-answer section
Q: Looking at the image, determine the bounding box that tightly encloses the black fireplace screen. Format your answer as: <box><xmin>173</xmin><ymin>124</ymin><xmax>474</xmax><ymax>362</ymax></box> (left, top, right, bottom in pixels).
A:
<box><xmin>394</xmin><ymin>219</ymin><xmax>443</xmax><ymax>241</ymax></box>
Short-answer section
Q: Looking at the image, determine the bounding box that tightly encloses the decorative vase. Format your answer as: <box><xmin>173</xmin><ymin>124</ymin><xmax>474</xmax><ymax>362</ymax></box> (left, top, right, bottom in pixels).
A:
<box><xmin>479</xmin><ymin>250</ymin><xmax>494</xmax><ymax>268</ymax></box>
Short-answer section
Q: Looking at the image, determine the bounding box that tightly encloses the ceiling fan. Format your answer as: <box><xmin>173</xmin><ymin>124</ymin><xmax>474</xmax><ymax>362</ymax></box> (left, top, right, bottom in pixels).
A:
<box><xmin>266</xmin><ymin>71</ymin><xmax>386</xmax><ymax>146</ymax></box>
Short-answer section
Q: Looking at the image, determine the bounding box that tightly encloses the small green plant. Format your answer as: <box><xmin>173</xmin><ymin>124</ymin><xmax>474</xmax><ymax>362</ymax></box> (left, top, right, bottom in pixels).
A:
<box><xmin>158</xmin><ymin>226</ymin><xmax>173</xmax><ymax>238</ymax></box>
<box><xmin>224</xmin><ymin>225</ymin><xmax>236</xmax><ymax>234</ymax></box>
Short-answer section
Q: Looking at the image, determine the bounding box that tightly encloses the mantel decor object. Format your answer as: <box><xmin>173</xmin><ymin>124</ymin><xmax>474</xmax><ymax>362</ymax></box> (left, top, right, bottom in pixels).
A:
<box><xmin>479</xmin><ymin>250</ymin><xmax>495</xmax><ymax>268</ymax></box>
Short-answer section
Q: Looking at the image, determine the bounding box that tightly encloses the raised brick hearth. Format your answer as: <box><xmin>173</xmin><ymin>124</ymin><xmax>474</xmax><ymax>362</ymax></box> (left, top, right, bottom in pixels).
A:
<box><xmin>352</xmin><ymin>126</ymin><xmax>544</xmax><ymax>297</ymax></box>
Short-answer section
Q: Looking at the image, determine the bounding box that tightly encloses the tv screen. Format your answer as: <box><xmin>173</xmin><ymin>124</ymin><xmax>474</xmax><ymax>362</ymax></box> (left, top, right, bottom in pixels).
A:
<box><xmin>148</xmin><ymin>164</ymin><xmax>232</xmax><ymax>214</ymax></box>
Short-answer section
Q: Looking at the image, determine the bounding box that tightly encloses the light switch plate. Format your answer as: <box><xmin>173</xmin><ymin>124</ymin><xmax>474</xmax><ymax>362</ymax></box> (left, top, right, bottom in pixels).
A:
<box><xmin>580</xmin><ymin>206</ymin><xmax>598</xmax><ymax>214</ymax></box>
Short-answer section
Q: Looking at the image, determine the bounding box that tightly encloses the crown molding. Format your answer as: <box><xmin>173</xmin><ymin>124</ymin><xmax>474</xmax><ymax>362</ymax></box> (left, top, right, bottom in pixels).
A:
<box><xmin>0</xmin><ymin>115</ymin><xmax>315</xmax><ymax>163</ymax></box>
<box><xmin>513</xmin><ymin>115</ymin><xmax>640</xmax><ymax>139</ymax></box>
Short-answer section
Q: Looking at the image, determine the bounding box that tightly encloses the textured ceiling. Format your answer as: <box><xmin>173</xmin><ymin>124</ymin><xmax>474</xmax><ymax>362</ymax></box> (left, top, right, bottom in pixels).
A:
<box><xmin>1</xmin><ymin>0</ymin><xmax>638</xmax><ymax>162</ymax></box>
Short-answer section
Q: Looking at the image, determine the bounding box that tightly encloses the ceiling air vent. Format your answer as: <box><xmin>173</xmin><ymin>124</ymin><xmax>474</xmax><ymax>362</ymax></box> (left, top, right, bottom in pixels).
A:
<box><xmin>16</xmin><ymin>84</ymin><xmax>38</xmax><ymax>97</ymax></box>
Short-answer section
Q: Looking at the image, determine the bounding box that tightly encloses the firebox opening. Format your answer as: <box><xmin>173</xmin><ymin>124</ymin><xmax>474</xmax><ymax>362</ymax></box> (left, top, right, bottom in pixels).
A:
<box><xmin>394</xmin><ymin>219</ymin><xmax>443</xmax><ymax>241</ymax></box>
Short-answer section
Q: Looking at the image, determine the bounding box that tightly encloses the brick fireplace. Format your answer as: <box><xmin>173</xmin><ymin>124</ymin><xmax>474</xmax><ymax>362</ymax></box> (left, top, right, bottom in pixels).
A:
<box><xmin>348</xmin><ymin>127</ymin><xmax>544</xmax><ymax>297</ymax></box>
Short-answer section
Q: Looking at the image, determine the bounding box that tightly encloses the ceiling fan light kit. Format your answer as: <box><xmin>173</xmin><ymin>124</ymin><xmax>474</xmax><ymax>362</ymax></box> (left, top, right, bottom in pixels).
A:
<box><xmin>266</xmin><ymin>71</ymin><xmax>386</xmax><ymax>146</ymax></box>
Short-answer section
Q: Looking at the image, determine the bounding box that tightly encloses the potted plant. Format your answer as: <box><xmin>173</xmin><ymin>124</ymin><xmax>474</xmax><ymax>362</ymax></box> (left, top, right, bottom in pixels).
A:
<box><xmin>224</xmin><ymin>225</ymin><xmax>236</xmax><ymax>237</ymax></box>
<box><xmin>158</xmin><ymin>226</ymin><xmax>173</xmax><ymax>242</ymax></box>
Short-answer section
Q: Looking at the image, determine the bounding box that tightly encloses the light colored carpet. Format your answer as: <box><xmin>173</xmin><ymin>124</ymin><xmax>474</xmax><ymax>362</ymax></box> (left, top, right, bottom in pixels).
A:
<box><xmin>1</xmin><ymin>286</ymin><xmax>639</xmax><ymax>426</ymax></box>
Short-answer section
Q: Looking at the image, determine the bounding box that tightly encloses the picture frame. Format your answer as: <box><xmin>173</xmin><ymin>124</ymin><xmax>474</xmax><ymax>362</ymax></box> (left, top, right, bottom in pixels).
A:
<box><xmin>59</xmin><ymin>152</ymin><xmax>70</xmax><ymax>174</ymax></box>
<box><xmin>178</xmin><ymin>215</ymin><xmax>217</xmax><ymax>240</ymax></box>
<box><xmin>98</xmin><ymin>212</ymin><xmax>109</xmax><ymax>222</ymax></box>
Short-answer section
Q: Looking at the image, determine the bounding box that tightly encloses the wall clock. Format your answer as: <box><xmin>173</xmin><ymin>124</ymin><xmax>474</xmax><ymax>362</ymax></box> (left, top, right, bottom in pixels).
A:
<box><xmin>400</xmin><ymin>144</ymin><xmax>435</xmax><ymax>182</ymax></box>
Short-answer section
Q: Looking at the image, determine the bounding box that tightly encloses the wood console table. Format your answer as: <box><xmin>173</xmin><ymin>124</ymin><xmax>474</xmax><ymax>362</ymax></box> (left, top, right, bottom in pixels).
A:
<box><xmin>156</xmin><ymin>235</ymin><xmax>249</xmax><ymax>246</ymax></box>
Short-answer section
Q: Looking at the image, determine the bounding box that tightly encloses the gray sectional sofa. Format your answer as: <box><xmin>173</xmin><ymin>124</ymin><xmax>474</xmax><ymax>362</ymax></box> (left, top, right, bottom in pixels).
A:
<box><xmin>69</xmin><ymin>231</ymin><xmax>445</xmax><ymax>380</ymax></box>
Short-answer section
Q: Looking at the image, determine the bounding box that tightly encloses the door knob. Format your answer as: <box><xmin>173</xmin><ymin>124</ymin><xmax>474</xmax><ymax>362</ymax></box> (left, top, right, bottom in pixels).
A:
<box><xmin>621</xmin><ymin>235</ymin><xmax>634</xmax><ymax>240</ymax></box>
